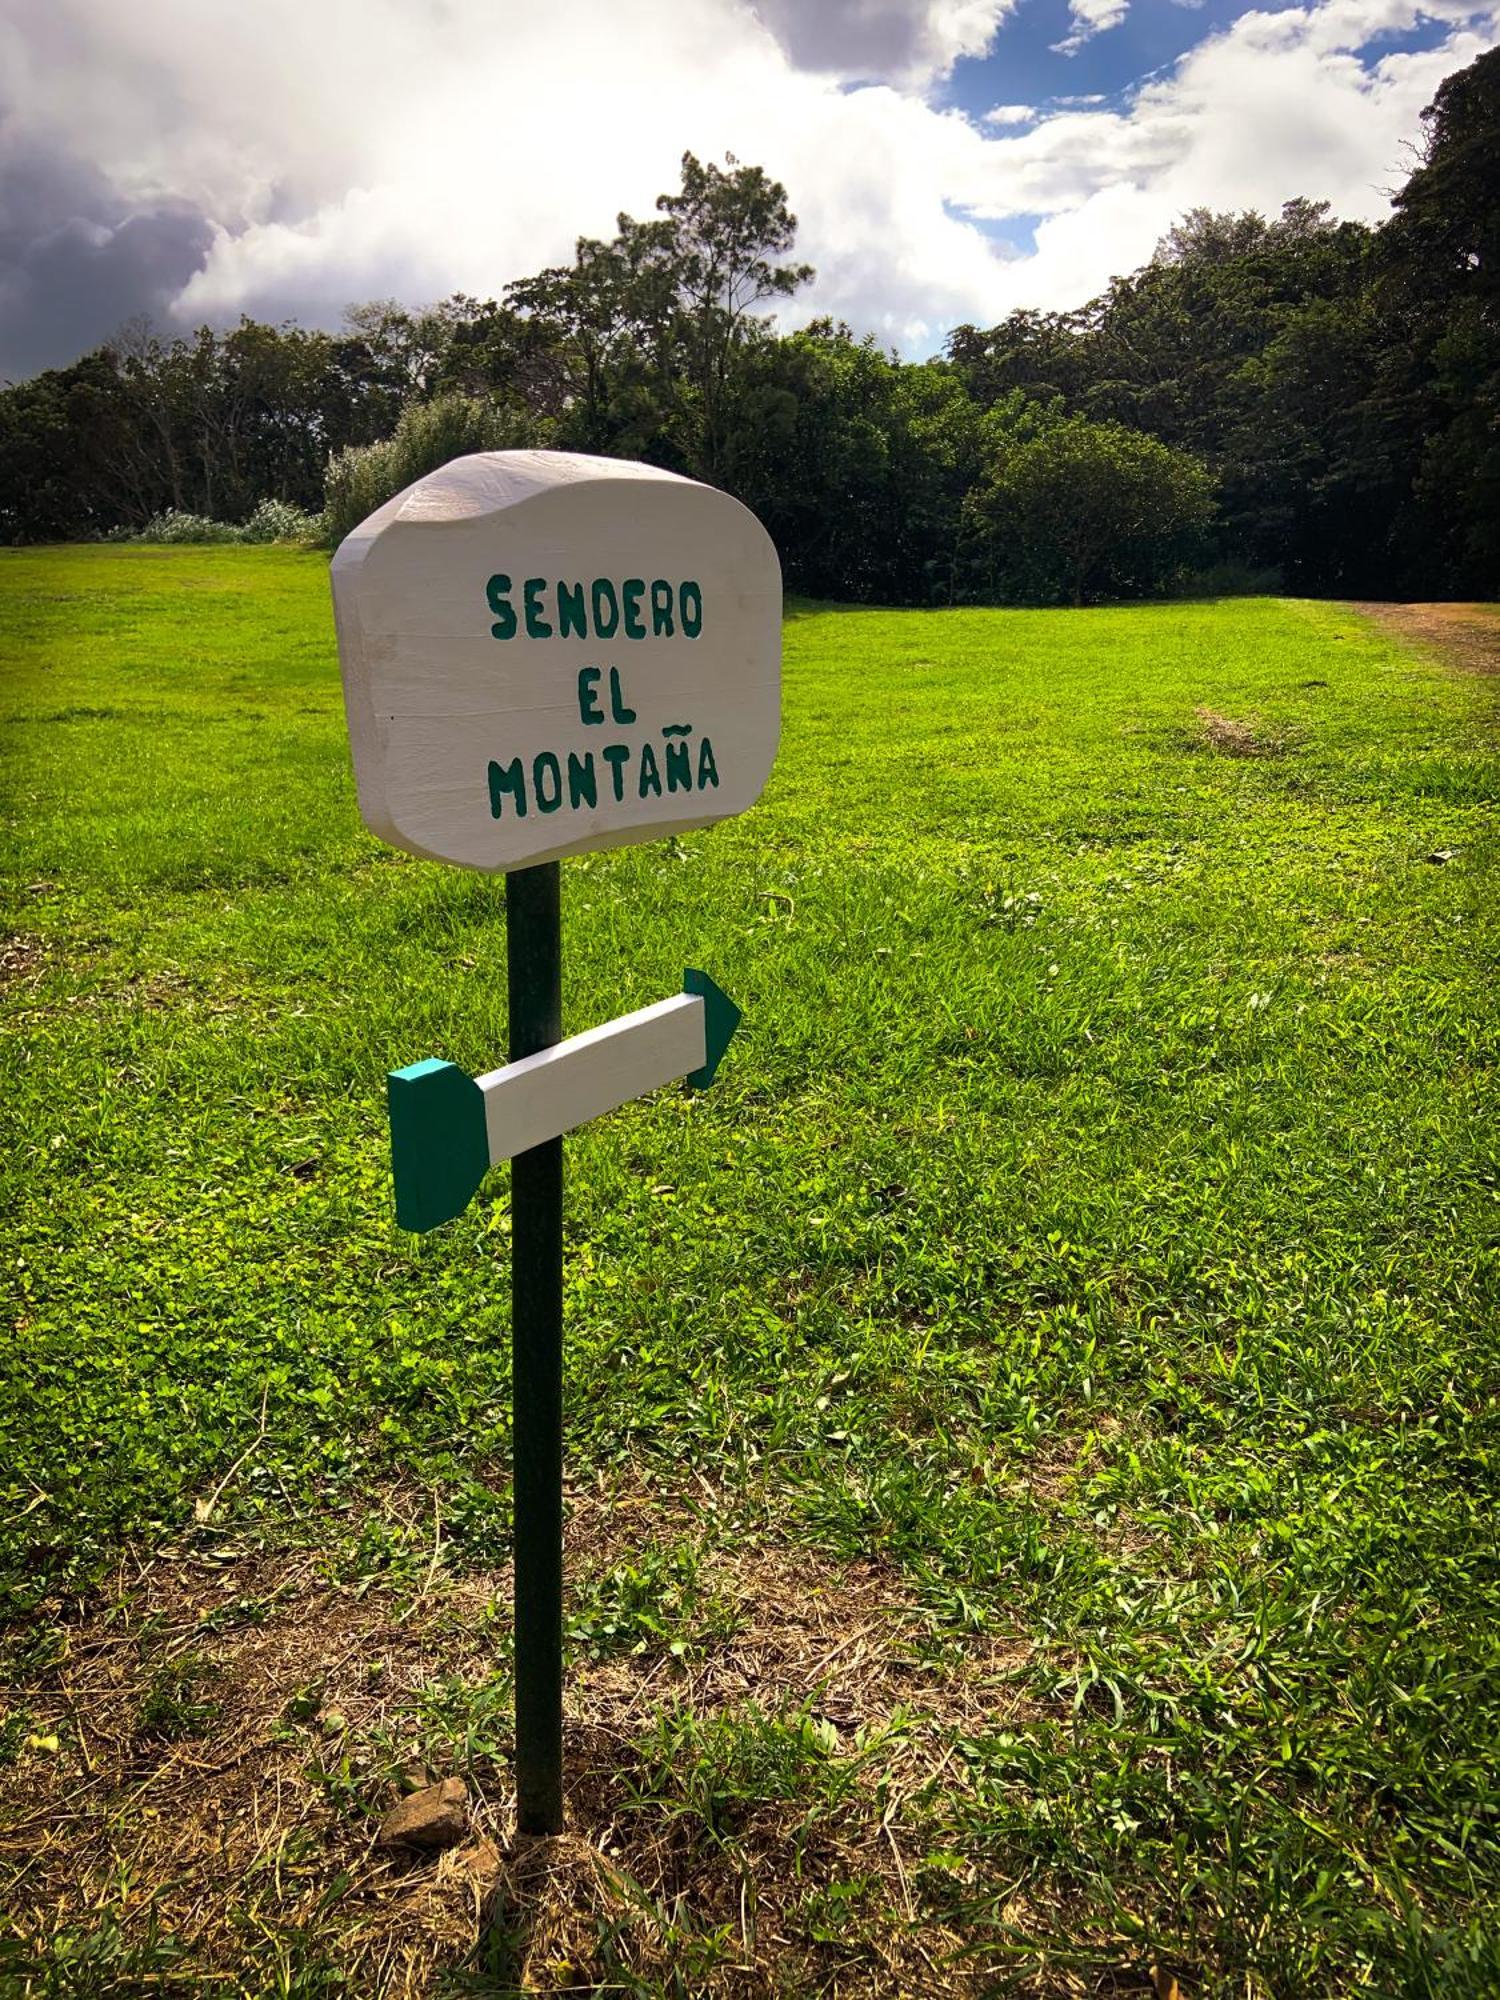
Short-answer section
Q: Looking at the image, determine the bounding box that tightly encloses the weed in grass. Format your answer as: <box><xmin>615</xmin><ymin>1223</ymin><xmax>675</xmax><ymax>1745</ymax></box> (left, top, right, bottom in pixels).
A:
<box><xmin>195</xmin><ymin>1591</ymin><xmax>276</xmax><ymax>1634</ymax></box>
<box><xmin>626</xmin><ymin>1702</ymin><xmax>875</xmax><ymax>1844</ymax></box>
<box><xmin>565</xmin><ymin>1538</ymin><xmax>741</xmax><ymax>1663</ymax></box>
<box><xmin>0</xmin><ymin>1709</ymin><xmax>34</xmax><ymax>1766</ymax></box>
<box><xmin>300</xmin><ymin>1746</ymin><xmax>378</xmax><ymax>1824</ymax></box>
<box><xmin>282</xmin><ymin>1679</ymin><xmax>327</xmax><ymax>1726</ymax></box>
<box><xmin>414</xmin><ymin>1670</ymin><xmax>514</xmax><ymax>1776</ymax></box>
<box><xmin>135</xmin><ymin>1650</ymin><xmax>222</xmax><ymax>1743</ymax></box>
<box><xmin>3</xmin><ymin>1622</ymin><xmax>69</xmax><ymax>1679</ymax></box>
<box><xmin>0</xmin><ymin>1915</ymin><xmax>196</xmax><ymax>1998</ymax></box>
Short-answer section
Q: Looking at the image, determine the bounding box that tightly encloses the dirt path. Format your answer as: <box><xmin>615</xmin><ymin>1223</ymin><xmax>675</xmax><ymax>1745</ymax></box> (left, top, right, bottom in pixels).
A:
<box><xmin>1352</xmin><ymin>600</ymin><xmax>1500</xmax><ymax>675</ymax></box>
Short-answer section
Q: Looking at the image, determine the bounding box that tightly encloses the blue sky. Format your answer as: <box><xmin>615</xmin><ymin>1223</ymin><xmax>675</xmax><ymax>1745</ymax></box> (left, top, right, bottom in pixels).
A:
<box><xmin>1</xmin><ymin>0</ymin><xmax>1496</xmax><ymax>379</ymax></box>
<box><xmin>945</xmin><ymin>0</ymin><xmax>1284</xmax><ymax>109</ymax></box>
<box><xmin>937</xmin><ymin>0</ymin><xmax>1463</xmax><ymax>112</ymax></box>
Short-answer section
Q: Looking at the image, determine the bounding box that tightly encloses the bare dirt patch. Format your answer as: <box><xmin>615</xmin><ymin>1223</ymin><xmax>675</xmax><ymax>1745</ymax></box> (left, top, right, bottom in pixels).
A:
<box><xmin>1353</xmin><ymin>600</ymin><xmax>1500</xmax><ymax>676</ymax></box>
<box><xmin>0</xmin><ymin>1491</ymin><xmax>1035</xmax><ymax>1995</ymax></box>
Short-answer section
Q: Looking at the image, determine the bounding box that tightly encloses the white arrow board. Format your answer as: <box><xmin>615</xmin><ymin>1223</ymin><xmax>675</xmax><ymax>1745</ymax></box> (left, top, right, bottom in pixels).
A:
<box><xmin>331</xmin><ymin>451</ymin><xmax>782</xmax><ymax>873</ymax></box>
<box><xmin>388</xmin><ymin>969</ymin><xmax>741</xmax><ymax>1232</ymax></box>
<box><xmin>478</xmin><ymin>991</ymin><xmax>706</xmax><ymax>1161</ymax></box>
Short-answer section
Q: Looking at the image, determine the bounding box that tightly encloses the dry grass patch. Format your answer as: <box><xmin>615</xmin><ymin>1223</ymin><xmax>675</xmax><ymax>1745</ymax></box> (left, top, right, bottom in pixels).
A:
<box><xmin>1</xmin><ymin>1490</ymin><xmax>1035</xmax><ymax>1996</ymax></box>
<box><xmin>0</xmin><ymin>934</ymin><xmax>45</xmax><ymax>993</ymax></box>
<box><xmin>1189</xmin><ymin>707</ymin><xmax>1291</xmax><ymax>758</ymax></box>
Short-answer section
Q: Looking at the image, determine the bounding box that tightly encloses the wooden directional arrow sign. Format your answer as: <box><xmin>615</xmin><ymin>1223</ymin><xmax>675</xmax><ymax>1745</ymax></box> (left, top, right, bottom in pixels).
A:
<box><xmin>388</xmin><ymin>968</ymin><xmax>740</xmax><ymax>1233</ymax></box>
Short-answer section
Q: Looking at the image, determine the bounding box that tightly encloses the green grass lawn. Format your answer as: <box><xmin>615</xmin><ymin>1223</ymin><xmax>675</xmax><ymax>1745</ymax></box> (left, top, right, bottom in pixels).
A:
<box><xmin>2</xmin><ymin>545</ymin><xmax>1497</xmax><ymax>1997</ymax></box>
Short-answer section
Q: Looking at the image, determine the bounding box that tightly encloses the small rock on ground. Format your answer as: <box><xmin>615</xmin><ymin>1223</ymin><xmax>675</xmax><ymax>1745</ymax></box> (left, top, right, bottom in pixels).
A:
<box><xmin>378</xmin><ymin>1776</ymin><xmax>469</xmax><ymax>1851</ymax></box>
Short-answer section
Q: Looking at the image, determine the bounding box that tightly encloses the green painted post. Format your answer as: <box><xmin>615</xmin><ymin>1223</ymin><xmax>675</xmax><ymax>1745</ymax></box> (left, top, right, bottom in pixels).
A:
<box><xmin>507</xmin><ymin>861</ymin><xmax>564</xmax><ymax>1836</ymax></box>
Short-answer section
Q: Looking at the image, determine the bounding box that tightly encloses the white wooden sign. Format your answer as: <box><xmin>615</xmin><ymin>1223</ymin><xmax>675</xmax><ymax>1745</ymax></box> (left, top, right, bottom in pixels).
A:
<box><xmin>331</xmin><ymin>450</ymin><xmax>782</xmax><ymax>871</ymax></box>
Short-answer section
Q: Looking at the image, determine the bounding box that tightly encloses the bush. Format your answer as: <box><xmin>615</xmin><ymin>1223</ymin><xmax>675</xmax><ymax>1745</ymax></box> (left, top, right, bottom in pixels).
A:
<box><xmin>120</xmin><ymin>500</ymin><xmax>322</xmax><ymax>546</ymax></box>
<box><xmin>238</xmin><ymin>498</ymin><xmax>323</xmax><ymax>544</ymax></box>
<box><xmin>965</xmin><ymin>417</ymin><xmax>1216</xmax><ymax>606</ymax></box>
<box><xmin>126</xmin><ymin>510</ymin><xmax>242</xmax><ymax>545</ymax></box>
<box><xmin>322</xmin><ymin>395</ymin><xmax>549</xmax><ymax>547</ymax></box>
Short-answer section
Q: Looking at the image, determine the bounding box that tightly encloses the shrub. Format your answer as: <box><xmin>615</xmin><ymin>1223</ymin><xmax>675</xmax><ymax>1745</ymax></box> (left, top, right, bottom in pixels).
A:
<box><xmin>322</xmin><ymin>395</ymin><xmax>549</xmax><ymax>547</ymax></box>
<box><xmin>1175</xmin><ymin>559</ymin><xmax>1285</xmax><ymax>598</ymax></box>
<box><xmin>965</xmin><ymin>417</ymin><xmax>1216</xmax><ymax>606</ymax></box>
<box><xmin>121</xmin><ymin>500</ymin><xmax>322</xmax><ymax>546</ymax></box>
<box><xmin>239</xmin><ymin>498</ymin><xmax>323</xmax><ymax>544</ymax></box>
<box><xmin>128</xmin><ymin>510</ymin><xmax>242</xmax><ymax>545</ymax></box>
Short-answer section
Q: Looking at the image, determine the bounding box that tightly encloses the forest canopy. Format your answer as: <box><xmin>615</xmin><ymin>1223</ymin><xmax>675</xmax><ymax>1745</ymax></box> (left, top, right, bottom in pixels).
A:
<box><xmin>1</xmin><ymin>47</ymin><xmax>1495</xmax><ymax>606</ymax></box>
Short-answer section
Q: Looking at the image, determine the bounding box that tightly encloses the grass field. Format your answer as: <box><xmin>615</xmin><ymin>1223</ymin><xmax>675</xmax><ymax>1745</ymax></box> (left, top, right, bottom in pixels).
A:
<box><xmin>2</xmin><ymin>545</ymin><xmax>1497</xmax><ymax>1997</ymax></box>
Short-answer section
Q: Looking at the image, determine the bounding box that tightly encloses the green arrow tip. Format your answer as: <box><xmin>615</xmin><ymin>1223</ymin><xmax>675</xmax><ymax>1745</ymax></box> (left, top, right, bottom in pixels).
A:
<box><xmin>388</xmin><ymin>1058</ymin><xmax>490</xmax><ymax>1232</ymax></box>
<box><xmin>683</xmin><ymin>968</ymin><xmax>741</xmax><ymax>1089</ymax></box>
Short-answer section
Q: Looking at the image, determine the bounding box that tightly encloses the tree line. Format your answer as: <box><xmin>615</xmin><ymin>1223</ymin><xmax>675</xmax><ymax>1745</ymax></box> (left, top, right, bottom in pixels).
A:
<box><xmin>1</xmin><ymin>48</ymin><xmax>1494</xmax><ymax>605</ymax></box>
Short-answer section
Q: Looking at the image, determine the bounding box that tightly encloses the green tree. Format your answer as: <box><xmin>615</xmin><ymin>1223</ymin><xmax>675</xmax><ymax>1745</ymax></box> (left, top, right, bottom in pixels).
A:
<box><xmin>3</xmin><ymin>79</ymin><xmax>1495</xmax><ymax>598</ymax></box>
<box><xmin>654</xmin><ymin>152</ymin><xmax>813</xmax><ymax>478</ymax></box>
<box><xmin>724</xmin><ymin>323</ymin><xmax>995</xmax><ymax>603</ymax></box>
<box><xmin>0</xmin><ymin>351</ymin><xmax>139</xmax><ymax>540</ymax></box>
<box><xmin>1230</xmin><ymin>293</ymin><xmax>1401</xmax><ymax>591</ymax></box>
<box><xmin>950</xmin><ymin>202</ymin><xmax>1378</xmax><ymax>591</ymax></box>
<box><xmin>947</xmin><ymin>309</ymin><xmax>1090</xmax><ymax>410</ymax></box>
<box><xmin>498</xmin><ymin>153</ymin><xmax>813</xmax><ymax>481</ymax></box>
<box><xmin>1375</xmin><ymin>45</ymin><xmax>1500</xmax><ymax>592</ymax></box>
<box><xmin>504</xmin><ymin>221</ymin><xmax>679</xmax><ymax>456</ymax></box>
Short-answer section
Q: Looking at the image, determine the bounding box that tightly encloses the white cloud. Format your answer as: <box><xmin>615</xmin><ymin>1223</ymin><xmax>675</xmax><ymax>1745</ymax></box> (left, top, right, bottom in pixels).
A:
<box><xmin>1052</xmin><ymin>0</ymin><xmax>1131</xmax><ymax>57</ymax></box>
<box><xmin>984</xmin><ymin>102</ymin><xmax>1040</xmax><ymax>123</ymax></box>
<box><xmin>951</xmin><ymin>0</ymin><xmax>1499</xmax><ymax>311</ymax></box>
<box><xmin>0</xmin><ymin>0</ymin><xmax>1495</xmax><ymax>376</ymax></box>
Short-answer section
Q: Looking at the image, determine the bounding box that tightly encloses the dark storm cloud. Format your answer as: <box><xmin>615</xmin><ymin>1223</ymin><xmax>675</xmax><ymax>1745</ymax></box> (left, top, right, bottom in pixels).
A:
<box><xmin>0</xmin><ymin>130</ymin><xmax>214</xmax><ymax>382</ymax></box>
<box><xmin>748</xmin><ymin>0</ymin><xmax>1002</xmax><ymax>82</ymax></box>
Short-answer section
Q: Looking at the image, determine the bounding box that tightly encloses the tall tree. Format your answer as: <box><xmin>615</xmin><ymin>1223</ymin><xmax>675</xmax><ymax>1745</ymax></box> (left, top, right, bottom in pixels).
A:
<box><xmin>1376</xmin><ymin>46</ymin><xmax>1500</xmax><ymax>592</ymax></box>
<box><xmin>504</xmin><ymin>221</ymin><xmax>678</xmax><ymax>455</ymax></box>
<box><xmin>654</xmin><ymin>152</ymin><xmax>813</xmax><ymax>479</ymax></box>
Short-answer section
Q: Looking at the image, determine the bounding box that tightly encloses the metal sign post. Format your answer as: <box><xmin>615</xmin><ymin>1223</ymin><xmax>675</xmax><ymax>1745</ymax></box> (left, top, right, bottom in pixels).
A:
<box><xmin>332</xmin><ymin>450</ymin><xmax>779</xmax><ymax>1834</ymax></box>
<box><xmin>507</xmin><ymin>861</ymin><xmax>564</xmax><ymax>1835</ymax></box>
